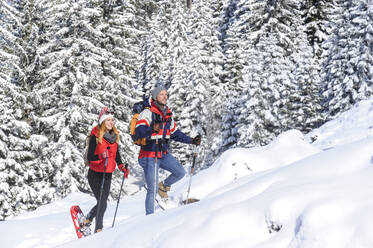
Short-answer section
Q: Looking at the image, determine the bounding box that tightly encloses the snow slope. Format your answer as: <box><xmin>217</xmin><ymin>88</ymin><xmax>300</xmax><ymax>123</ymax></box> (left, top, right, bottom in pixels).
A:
<box><xmin>1</xmin><ymin>100</ymin><xmax>373</xmax><ymax>248</ymax></box>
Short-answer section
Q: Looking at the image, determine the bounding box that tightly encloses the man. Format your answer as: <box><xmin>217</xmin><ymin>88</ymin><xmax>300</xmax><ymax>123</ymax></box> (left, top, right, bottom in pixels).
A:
<box><xmin>135</xmin><ymin>85</ymin><xmax>201</xmax><ymax>215</ymax></box>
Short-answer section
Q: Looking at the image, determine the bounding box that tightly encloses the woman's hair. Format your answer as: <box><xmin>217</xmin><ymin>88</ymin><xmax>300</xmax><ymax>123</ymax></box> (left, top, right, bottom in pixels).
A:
<box><xmin>97</xmin><ymin>121</ymin><xmax>120</xmax><ymax>144</ymax></box>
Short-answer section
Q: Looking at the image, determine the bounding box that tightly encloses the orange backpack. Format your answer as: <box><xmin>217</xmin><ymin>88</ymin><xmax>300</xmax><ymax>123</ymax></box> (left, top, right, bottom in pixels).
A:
<box><xmin>130</xmin><ymin>101</ymin><xmax>149</xmax><ymax>146</ymax></box>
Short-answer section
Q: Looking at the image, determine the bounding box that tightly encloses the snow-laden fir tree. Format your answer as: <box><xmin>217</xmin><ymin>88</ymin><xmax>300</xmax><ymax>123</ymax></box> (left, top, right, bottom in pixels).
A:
<box><xmin>0</xmin><ymin>0</ymin><xmax>42</xmax><ymax>90</ymax></box>
<box><xmin>289</xmin><ymin>39</ymin><xmax>324</xmax><ymax>132</ymax></box>
<box><xmin>32</xmin><ymin>0</ymin><xmax>144</xmax><ymax>199</ymax></box>
<box><xmin>138</xmin><ymin>35</ymin><xmax>160</xmax><ymax>93</ymax></box>
<box><xmin>163</xmin><ymin>0</ymin><xmax>193</xmax><ymax>167</ymax></box>
<box><xmin>32</xmin><ymin>0</ymin><xmax>103</xmax><ymax>197</ymax></box>
<box><xmin>0</xmin><ymin>1</ymin><xmax>20</xmax><ymax>86</ymax></box>
<box><xmin>179</xmin><ymin>0</ymin><xmax>227</xmax><ymax>168</ymax></box>
<box><xmin>219</xmin><ymin>0</ymin><xmax>240</xmax><ymax>43</ymax></box>
<box><xmin>137</xmin><ymin>0</ymin><xmax>177</xmax><ymax>95</ymax></box>
<box><xmin>218</xmin><ymin>0</ymin><xmax>244</xmax><ymax>152</ymax></box>
<box><xmin>99</xmin><ymin>0</ymin><xmax>146</xmax><ymax>180</ymax></box>
<box><xmin>163</xmin><ymin>0</ymin><xmax>190</xmax><ymax>89</ymax></box>
<box><xmin>227</xmin><ymin>0</ymin><xmax>322</xmax><ymax>148</ymax></box>
<box><xmin>303</xmin><ymin>0</ymin><xmax>335</xmax><ymax>58</ymax></box>
<box><xmin>321</xmin><ymin>0</ymin><xmax>373</xmax><ymax>117</ymax></box>
<box><xmin>135</xmin><ymin>0</ymin><xmax>170</xmax><ymax>92</ymax></box>
<box><xmin>0</xmin><ymin>80</ymin><xmax>53</xmax><ymax>220</ymax></box>
<box><xmin>0</xmin><ymin>0</ymin><xmax>55</xmax><ymax>219</ymax></box>
<box><xmin>235</xmin><ymin>47</ymin><xmax>275</xmax><ymax>146</ymax></box>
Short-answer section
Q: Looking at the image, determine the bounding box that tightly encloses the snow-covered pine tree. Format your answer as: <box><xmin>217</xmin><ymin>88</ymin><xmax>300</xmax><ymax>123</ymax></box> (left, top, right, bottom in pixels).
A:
<box><xmin>138</xmin><ymin>35</ymin><xmax>160</xmax><ymax>93</ymax></box>
<box><xmin>0</xmin><ymin>79</ymin><xmax>53</xmax><ymax>220</ymax></box>
<box><xmin>219</xmin><ymin>0</ymin><xmax>240</xmax><ymax>43</ymax></box>
<box><xmin>320</xmin><ymin>0</ymin><xmax>373</xmax><ymax>117</ymax></box>
<box><xmin>220</xmin><ymin>0</ymin><xmax>266</xmax><ymax>149</ymax></box>
<box><xmin>32</xmin><ymin>0</ymin><xmax>145</xmax><ymax>198</ymax></box>
<box><xmin>273</xmin><ymin>1</ymin><xmax>323</xmax><ymax>132</ymax></box>
<box><xmin>98</xmin><ymin>0</ymin><xmax>146</xmax><ymax>180</ymax></box>
<box><xmin>163</xmin><ymin>0</ymin><xmax>190</xmax><ymax>89</ymax></box>
<box><xmin>218</xmin><ymin>0</ymin><xmax>243</xmax><ymax>152</ymax></box>
<box><xmin>231</xmin><ymin>0</ymin><xmax>322</xmax><ymax>147</ymax></box>
<box><xmin>0</xmin><ymin>0</ymin><xmax>55</xmax><ymax>219</ymax></box>
<box><xmin>303</xmin><ymin>0</ymin><xmax>335</xmax><ymax>59</ymax></box>
<box><xmin>0</xmin><ymin>1</ymin><xmax>20</xmax><ymax>86</ymax></box>
<box><xmin>179</xmin><ymin>0</ymin><xmax>226</xmax><ymax>168</ymax></box>
<box><xmin>301</xmin><ymin>0</ymin><xmax>336</xmax><ymax>125</ymax></box>
<box><xmin>164</xmin><ymin>0</ymin><xmax>193</xmax><ymax>167</ymax></box>
<box><xmin>289</xmin><ymin>38</ymin><xmax>324</xmax><ymax>132</ymax></box>
<box><xmin>137</xmin><ymin>0</ymin><xmax>176</xmax><ymax>95</ymax></box>
<box><xmin>30</xmin><ymin>0</ymin><xmax>113</xmax><ymax>198</ymax></box>
<box><xmin>31</xmin><ymin>0</ymin><xmax>99</xmax><ymax>197</ymax></box>
<box><xmin>235</xmin><ymin>45</ymin><xmax>276</xmax><ymax>147</ymax></box>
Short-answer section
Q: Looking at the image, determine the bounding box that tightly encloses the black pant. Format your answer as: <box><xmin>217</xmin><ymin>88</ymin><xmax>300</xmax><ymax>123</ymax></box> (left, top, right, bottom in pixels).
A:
<box><xmin>87</xmin><ymin>169</ymin><xmax>112</xmax><ymax>231</ymax></box>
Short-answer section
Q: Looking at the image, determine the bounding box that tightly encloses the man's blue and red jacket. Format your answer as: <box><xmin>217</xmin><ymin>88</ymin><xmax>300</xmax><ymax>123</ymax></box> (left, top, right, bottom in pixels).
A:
<box><xmin>134</xmin><ymin>98</ymin><xmax>191</xmax><ymax>158</ymax></box>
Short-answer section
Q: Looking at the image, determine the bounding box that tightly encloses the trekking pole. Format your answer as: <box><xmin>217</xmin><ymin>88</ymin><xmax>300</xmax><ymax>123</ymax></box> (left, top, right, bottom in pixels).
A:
<box><xmin>95</xmin><ymin>147</ymin><xmax>109</xmax><ymax>233</ymax></box>
<box><xmin>153</xmin><ymin>136</ymin><xmax>159</xmax><ymax>213</ymax></box>
<box><xmin>185</xmin><ymin>146</ymin><xmax>197</xmax><ymax>204</ymax></box>
<box><xmin>112</xmin><ymin>163</ymin><xmax>128</xmax><ymax>228</ymax></box>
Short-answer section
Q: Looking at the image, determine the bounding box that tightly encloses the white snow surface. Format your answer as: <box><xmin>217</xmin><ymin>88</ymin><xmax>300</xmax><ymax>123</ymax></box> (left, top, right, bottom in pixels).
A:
<box><xmin>2</xmin><ymin>100</ymin><xmax>373</xmax><ymax>248</ymax></box>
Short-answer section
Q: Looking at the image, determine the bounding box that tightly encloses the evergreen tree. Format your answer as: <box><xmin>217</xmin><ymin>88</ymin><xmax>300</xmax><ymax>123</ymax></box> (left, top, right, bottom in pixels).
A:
<box><xmin>164</xmin><ymin>0</ymin><xmax>192</xmax><ymax>166</ymax></box>
<box><xmin>32</xmin><ymin>0</ymin><xmax>144</xmax><ymax>198</ymax></box>
<box><xmin>103</xmin><ymin>3</ymin><xmax>144</xmax><ymax>130</ymax></box>
<box><xmin>303</xmin><ymin>0</ymin><xmax>335</xmax><ymax>58</ymax></box>
<box><xmin>138</xmin><ymin>0</ymin><xmax>176</xmax><ymax>94</ymax></box>
<box><xmin>32</xmin><ymin>0</ymin><xmax>101</xmax><ymax>197</ymax></box>
<box><xmin>219</xmin><ymin>0</ymin><xmax>243</xmax><ymax>152</ymax></box>
<box><xmin>0</xmin><ymin>0</ymin><xmax>54</xmax><ymax>219</ymax></box>
<box><xmin>229</xmin><ymin>0</ymin><xmax>322</xmax><ymax>148</ymax></box>
<box><xmin>182</xmin><ymin>0</ymin><xmax>226</xmax><ymax>168</ymax></box>
<box><xmin>0</xmin><ymin>1</ymin><xmax>20</xmax><ymax>85</ymax></box>
<box><xmin>0</xmin><ymin>80</ymin><xmax>54</xmax><ymax>219</ymax></box>
<box><xmin>2</xmin><ymin>0</ymin><xmax>370</xmax><ymax>219</ymax></box>
<box><xmin>100</xmin><ymin>0</ymin><xmax>146</xmax><ymax>179</ymax></box>
<box><xmin>321</xmin><ymin>0</ymin><xmax>373</xmax><ymax>117</ymax></box>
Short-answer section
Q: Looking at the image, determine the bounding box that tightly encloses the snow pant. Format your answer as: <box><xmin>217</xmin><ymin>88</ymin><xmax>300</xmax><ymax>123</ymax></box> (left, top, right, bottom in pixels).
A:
<box><xmin>87</xmin><ymin>169</ymin><xmax>112</xmax><ymax>231</ymax></box>
<box><xmin>138</xmin><ymin>153</ymin><xmax>186</xmax><ymax>215</ymax></box>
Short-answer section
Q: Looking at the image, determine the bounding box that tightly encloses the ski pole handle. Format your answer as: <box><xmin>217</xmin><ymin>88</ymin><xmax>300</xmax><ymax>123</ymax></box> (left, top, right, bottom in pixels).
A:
<box><xmin>191</xmin><ymin>153</ymin><xmax>197</xmax><ymax>173</ymax></box>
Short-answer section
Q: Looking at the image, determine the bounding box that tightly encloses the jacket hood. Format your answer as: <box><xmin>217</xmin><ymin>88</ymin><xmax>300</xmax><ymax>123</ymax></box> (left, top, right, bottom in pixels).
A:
<box><xmin>91</xmin><ymin>125</ymin><xmax>99</xmax><ymax>136</ymax></box>
<box><xmin>143</xmin><ymin>97</ymin><xmax>151</xmax><ymax>108</ymax></box>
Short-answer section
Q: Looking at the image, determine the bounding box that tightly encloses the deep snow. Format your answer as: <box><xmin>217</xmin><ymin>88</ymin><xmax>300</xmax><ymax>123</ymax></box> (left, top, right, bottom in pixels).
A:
<box><xmin>1</xmin><ymin>100</ymin><xmax>373</xmax><ymax>248</ymax></box>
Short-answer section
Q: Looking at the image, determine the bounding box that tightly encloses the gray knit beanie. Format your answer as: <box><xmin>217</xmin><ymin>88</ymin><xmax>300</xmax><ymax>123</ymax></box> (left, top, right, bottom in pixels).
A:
<box><xmin>151</xmin><ymin>85</ymin><xmax>167</xmax><ymax>100</ymax></box>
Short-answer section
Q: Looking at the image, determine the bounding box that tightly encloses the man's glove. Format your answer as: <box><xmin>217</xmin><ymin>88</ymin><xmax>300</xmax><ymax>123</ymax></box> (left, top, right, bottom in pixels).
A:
<box><xmin>118</xmin><ymin>164</ymin><xmax>129</xmax><ymax>178</ymax></box>
<box><xmin>152</xmin><ymin>123</ymin><xmax>161</xmax><ymax>133</ymax></box>
<box><xmin>191</xmin><ymin>135</ymin><xmax>201</xmax><ymax>146</ymax></box>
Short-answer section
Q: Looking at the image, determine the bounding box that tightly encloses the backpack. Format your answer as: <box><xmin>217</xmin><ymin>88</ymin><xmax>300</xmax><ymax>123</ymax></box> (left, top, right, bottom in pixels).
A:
<box><xmin>130</xmin><ymin>101</ymin><xmax>149</xmax><ymax>146</ymax></box>
<box><xmin>83</xmin><ymin>135</ymin><xmax>92</xmax><ymax>166</ymax></box>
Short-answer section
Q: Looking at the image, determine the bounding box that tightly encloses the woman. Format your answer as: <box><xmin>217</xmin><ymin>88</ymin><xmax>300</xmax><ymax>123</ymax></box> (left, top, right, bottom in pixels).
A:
<box><xmin>85</xmin><ymin>107</ymin><xmax>129</xmax><ymax>233</ymax></box>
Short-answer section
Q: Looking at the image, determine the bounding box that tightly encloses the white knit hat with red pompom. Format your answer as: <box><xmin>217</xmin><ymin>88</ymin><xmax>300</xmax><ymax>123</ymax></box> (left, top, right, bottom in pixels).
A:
<box><xmin>98</xmin><ymin>106</ymin><xmax>114</xmax><ymax>125</ymax></box>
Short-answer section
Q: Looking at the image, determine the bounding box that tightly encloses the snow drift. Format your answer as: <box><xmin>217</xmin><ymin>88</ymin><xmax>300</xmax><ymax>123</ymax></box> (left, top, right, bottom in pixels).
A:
<box><xmin>1</xmin><ymin>100</ymin><xmax>373</xmax><ymax>248</ymax></box>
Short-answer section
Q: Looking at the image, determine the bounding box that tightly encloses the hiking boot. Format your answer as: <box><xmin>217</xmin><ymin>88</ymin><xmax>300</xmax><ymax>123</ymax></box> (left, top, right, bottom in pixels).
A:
<box><xmin>83</xmin><ymin>218</ymin><xmax>92</xmax><ymax>227</ymax></box>
<box><xmin>95</xmin><ymin>228</ymin><xmax>102</xmax><ymax>233</ymax></box>
<box><xmin>158</xmin><ymin>182</ymin><xmax>171</xmax><ymax>198</ymax></box>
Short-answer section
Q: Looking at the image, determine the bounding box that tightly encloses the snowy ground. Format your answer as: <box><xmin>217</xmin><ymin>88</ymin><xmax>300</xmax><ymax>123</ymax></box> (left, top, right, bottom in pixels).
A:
<box><xmin>2</xmin><ymin>99</ymin><xmax>373</xmax><ymax>248</ymax></box>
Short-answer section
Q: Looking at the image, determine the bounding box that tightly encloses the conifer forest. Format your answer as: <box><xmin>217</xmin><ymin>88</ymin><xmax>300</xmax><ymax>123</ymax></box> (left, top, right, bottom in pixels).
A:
<box><xmin>0</xmin><ymin>0</ymin><xmax>372</xmax><ymax>219</ymax></box>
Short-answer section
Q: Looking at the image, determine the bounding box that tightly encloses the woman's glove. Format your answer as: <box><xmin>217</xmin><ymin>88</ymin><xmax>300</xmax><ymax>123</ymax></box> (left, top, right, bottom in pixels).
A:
<box><xmin>118</xmin><ymin>164</ymin><xmax>129</xmax><ymax>178</ymax></box>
